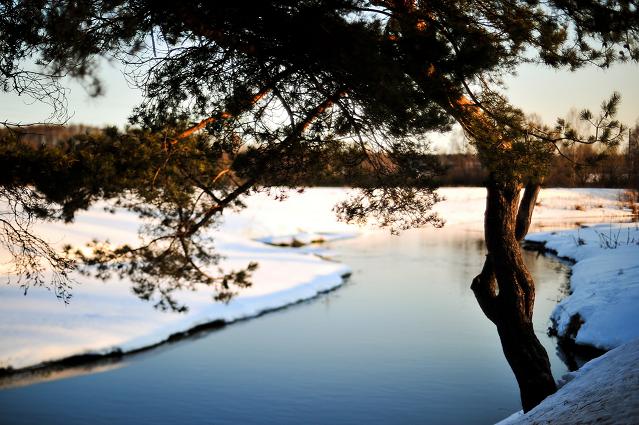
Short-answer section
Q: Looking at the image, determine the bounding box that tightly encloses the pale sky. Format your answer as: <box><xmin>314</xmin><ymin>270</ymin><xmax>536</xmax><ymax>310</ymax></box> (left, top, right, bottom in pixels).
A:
<box><xmin>1</xmin><ymin>59</ymin><xmax>637</xmax><ymax>152</ymax></box>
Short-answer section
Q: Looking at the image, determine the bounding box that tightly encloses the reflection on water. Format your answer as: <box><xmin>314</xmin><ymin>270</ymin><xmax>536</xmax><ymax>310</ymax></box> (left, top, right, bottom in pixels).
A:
<box><xmin>0</xmin><ymin>225</ymin><xmax>572</xmax><ymax>425</ymax></box>
<box><xmin>0</xmin><ymin>359</ymin><xmax>126</xmax><ymax>391</ymax></box>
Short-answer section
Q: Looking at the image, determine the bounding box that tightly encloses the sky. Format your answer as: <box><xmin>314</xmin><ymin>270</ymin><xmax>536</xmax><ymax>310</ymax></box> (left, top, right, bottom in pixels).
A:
<box><xmin>1</xmin><ymin>58</ymin><xmax>637</xmax><ymax>152</ymax></box>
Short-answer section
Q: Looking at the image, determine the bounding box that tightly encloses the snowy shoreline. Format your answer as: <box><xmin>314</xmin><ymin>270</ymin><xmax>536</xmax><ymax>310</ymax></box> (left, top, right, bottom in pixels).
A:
<box><xmin>497</xmin><ymin>223</ymin><xmax>639</xmax><ymax>424</ymax></box>
<box><xmin>0</xmin><ymin>257</ymin><xmax>352</xmax><ymax>376</ymax></box>
<box><xmin>0</xmin><ymin>269</ymin><xmax>349</xmax><ymax>385</ymax></box>
<box><xmin>0</xmin><ymin>189</ymin><xmax>358</xmax><ymax>373</ymax></box>
<box><xmin>525</xmin><ymin>224</ymin><xmax>639</xmax><ymax>350</ymax></box>
<box><xmin>497</xmin><ymin>338</ymin><xmax>639</xmax><ymax>425</ymax></box>
<box><xmin>0</xmin><ymin>188</ymin><xmax>635</xmax><ymax>378</ymax></box>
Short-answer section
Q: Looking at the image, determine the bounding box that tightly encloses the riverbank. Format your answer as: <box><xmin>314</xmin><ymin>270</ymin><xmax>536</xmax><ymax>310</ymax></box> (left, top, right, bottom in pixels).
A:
<box><xmin>497</xmin><ymin>223</ymin><xmax>639</xmax><ymax>424</ymax></box>
<box><xmin>0</xmin><ymin>189</ymin><xmax>355</xmax><ymax>372</ymax></box>
<box><xmin>527</xmin><ymin>224</ymin><xmax>639</xmax><ymax>350</ymax></box>
<box><xmin>498</xmin><ymin>338</ymin><xmax>639</xmax><ymax>425</ymax></box>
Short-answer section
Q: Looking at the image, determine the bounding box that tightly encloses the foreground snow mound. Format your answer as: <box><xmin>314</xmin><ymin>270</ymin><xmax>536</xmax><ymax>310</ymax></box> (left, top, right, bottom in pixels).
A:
<box><xmin>526</xmin><ymin>224</ymin><xmax>639</xmax><ymax>350</ymax></box>
<box><xmin>496</xmin><ymin>338</ymin><xmax>639</xmax><ymax>425</ymax></box>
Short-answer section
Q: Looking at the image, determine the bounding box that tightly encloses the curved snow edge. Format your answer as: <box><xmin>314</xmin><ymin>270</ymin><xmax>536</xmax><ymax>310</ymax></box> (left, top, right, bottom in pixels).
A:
<box><xmin>525</xmin><ymin>224</ymin><xmax>639</xmax><ymax>350</ymax></box>
<box><xmin>0</xmin><ymin>267</ymin><xmax>351</xmax><ymax>377</ymax></box>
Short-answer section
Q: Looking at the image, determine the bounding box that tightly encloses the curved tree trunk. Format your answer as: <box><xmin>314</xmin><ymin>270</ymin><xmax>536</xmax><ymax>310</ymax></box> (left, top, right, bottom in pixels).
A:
<box><xmin>471</xmin><ymin>177</ymin><xmax>556</xmax><ymax>412</ymax></box>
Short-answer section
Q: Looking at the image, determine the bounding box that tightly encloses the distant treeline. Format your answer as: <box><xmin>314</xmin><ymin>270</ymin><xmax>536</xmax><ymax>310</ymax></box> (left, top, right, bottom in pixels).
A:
<box><xmin>4</xmin><ymin>124</ymin><xmax>639</xmax><ymax>189</ymax></box>
<box><xmin>438</xmin><ymin>147</ymin><xmax>639</xmax><ymax>188</ymax></box>
<box><xmin>295</xmin><ymin>151</ymin><xmax>639</xmax><ymax>188</ymax></box>
<box><xmin>3</xmin><ymin>124</ymin><xmax>98</xmax><ymax>147</ymax></box>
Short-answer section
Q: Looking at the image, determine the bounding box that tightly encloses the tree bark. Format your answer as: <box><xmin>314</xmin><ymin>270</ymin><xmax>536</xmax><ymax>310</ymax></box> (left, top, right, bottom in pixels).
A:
<box><xmin>471</xmin><ymin>177</ymin><xmax>556</xmax><ymax>412</ymax></box>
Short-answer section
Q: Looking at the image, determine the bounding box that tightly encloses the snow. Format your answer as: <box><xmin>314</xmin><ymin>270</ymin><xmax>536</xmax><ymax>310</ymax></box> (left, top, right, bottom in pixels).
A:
<box><xmin>0</xmin><ymin>187</ymin><xmax>634</xmax><ymax>371</ymax></box>
<box><xmin>495</xmin><ymin>218</ymin><xmax>639</xmax><ymax>424</ymax></box>
<box><xmin>221</xmin><ymin>187</ymin><xmax>359</xmax><ymax>238</ymax></box>
<box><xmin>0</xmin><ymin>190</ymin><xmax>354</xmax><ymax>371</ymax></box>
<box><xmin>496</xmin><ymin>338</ymin><xmax>639</xmax><ymax>425</ymax></box>
<box><xmin>228</xmin><ymin>187</ymin><xmax>632</xmax><ymax>234</ymax></box>
<box><xmin>434</xmin><ymin>187</ymin><xmax>633</xmax><ymax>229</ymax></box>
<box><xmin>525</xmin><ymin>224</ymin><xmax>639</xmax><ymax>350</ymax></box>
<box><xmin>0</xmin><ymin>234</ymin><xmax>350</xmax><ymax>370</ymax></box>
<box><xmin>257</xmin><ymin>232</ymin><xmax>356</xmax><ymax>247</ymax></box>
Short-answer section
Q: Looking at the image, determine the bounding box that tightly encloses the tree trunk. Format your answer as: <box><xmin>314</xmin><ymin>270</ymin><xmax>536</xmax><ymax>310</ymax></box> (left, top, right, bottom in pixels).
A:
<box><xmin>471</xmin><ymin>177</ymin><xmax>556</xmax><ymax>412</ymax></box>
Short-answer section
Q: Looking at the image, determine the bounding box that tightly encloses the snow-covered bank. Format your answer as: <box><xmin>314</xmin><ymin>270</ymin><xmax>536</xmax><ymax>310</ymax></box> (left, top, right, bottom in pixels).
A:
<box><xmin>0</xmin><ymin>233</ymin><xmax>350</xmax><ymax>371</ymax></box>
<box><xmin>497</xmin><ymin>338</ymin><xmax>639</xmax><ymax>425</ymax></box>
<box><xmin>0</xmin><ymin>191</ymin><xmax>355</xmax><ymax>371</ymax></box>
<box><xmin>496</xmin><ymin>222</ymin><xmax>639</xmax><ymax>424</ymax></box>
<box><xmin>525</xmin><ymin>224</ymin><xmax>639</xmax><ymax>350</ymax></box>
<box><xmin>0</xmin><ymin>187</ymin><xmax>634</xmax><ymax>372</ymax></box>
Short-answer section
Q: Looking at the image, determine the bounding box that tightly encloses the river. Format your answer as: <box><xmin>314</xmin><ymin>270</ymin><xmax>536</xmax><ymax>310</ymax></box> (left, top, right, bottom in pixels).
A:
<box><xmin>0</xmin><ymin>224</ymin><xmax>573</xmax><ymax>425</ymax></box>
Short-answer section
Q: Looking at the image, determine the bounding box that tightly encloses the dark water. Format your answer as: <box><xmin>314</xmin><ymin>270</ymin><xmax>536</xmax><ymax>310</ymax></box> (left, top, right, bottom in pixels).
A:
<box><xmin>0</xmin><ymin>226</ymin><xmax>571</xmax><ymax>425</ymax></box>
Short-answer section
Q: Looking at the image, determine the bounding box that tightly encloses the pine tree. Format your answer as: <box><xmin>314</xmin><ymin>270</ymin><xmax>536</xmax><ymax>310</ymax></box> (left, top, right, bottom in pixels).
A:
<box><xmin>1</xmin><ymin>0</ymin><xmax>637</xmax><ymax>410</ymax></box>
